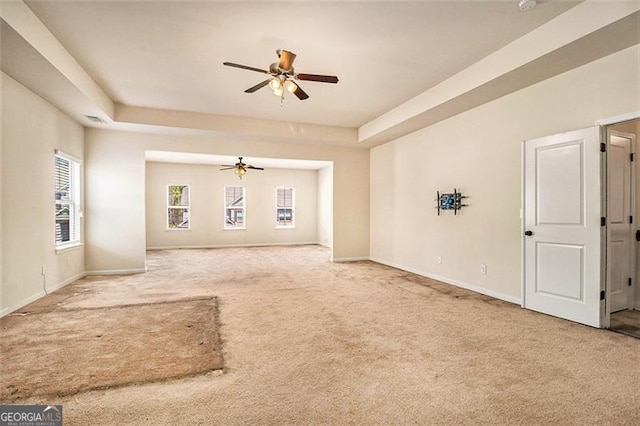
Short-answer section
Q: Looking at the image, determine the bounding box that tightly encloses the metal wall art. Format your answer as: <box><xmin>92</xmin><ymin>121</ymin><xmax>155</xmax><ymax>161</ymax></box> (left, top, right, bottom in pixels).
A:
<box><xmin>436</xmin><ymin>189</ymin><xmax>468</xmax><ymax>215</ymax></box>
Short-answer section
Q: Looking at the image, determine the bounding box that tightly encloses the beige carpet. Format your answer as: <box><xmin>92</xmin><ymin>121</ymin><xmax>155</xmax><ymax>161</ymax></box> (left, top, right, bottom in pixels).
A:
<box><xmin>0</xmin><ymin>298</ymin><xmax>223</xmax><ymax>401</ymax></box>
<box><xmin>2</xmin><ymin>245</ymin><xmax>639</xmax><ymax>425</ymax></box>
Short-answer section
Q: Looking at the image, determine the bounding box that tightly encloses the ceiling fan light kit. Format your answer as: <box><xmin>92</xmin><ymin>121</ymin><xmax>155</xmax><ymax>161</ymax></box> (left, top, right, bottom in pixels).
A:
<box><xmin>220</xmin><ymin>157</ymin><xmax>264</xmax><ymax>179</ymax></box>
<box><xmin>284</xmin><ymin>80</ymin><xmax>298</xmax><ymax>94</ymax></box>
<box><xmin>223</xmin><ymin>49</ymin><xmax>338</xmax><ymax>105</ymax></box>
<box><xmin>269</xmin><ymin>78</ymin><xmax>282</xmax><ymax>92</ymax></box>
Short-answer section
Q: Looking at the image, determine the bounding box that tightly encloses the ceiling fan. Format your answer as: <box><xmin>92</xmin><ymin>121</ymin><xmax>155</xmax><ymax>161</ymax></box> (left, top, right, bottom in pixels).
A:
<box><xmin>223</xmin><ymin>49</ymin><xmax>339</xmax><ymax>103</ymax></box>
<box><xmin>220</xmin><ymin>157</ymin><xmax>264</xmax><ymax>179</ymax></box>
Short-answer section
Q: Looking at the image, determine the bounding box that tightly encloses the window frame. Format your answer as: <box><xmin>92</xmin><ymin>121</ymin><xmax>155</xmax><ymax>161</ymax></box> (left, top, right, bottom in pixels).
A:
<box><xmin>224</xmin><ymin>185</ymin><xmax>246</xmax><ymax>230</ymax></box>
<box><xmin>54</xmin><ymin>151</ymin><xmax>81</xmax><ymax>250</ymax></box>
<box><xmin>166</xmin><ymin>184</ymin><xmax>191</xmax><ymax>231</ymax></box>
<box><xmin>275</xmin><ymin>187</ymin><xmax>295</xmax><ymax>229</ymax></box>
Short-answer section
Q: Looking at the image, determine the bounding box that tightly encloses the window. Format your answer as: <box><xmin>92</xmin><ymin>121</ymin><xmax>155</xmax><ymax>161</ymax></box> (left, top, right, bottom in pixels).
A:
<box><xmin>276</xmin><ymin>187</ymin><xmax>295</xmax><ymax>228</ymax></box>
<box><xmin>55</xmin><ymin>152</ymin><xmax>81</xmax><ymax>247</ymax></box>
<box><xmin>167</xmin><ymin>185</ymin><xmax>190</xmax><ymax>229</ymax></box>
<box><xmin>225</xmin><ymin>186</ymin><xmax>245</xmax><ymax>229</ymax></box>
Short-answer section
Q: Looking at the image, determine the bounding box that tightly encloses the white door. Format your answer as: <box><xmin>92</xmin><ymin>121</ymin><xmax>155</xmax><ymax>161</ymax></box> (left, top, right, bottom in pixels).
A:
<box><xmin>607</xmin><ymin>130</ymin><xmax>635</xmax><ymax>312</ymax></box>
<box><xmin>523</xmin><ymin>127</ymin><xmax>602</xmax><ymax>328</ymax></box>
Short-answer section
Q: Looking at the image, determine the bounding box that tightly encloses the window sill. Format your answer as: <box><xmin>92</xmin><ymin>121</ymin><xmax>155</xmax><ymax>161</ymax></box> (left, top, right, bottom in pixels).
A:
<box><xmin>276</xmin><ymin>226</ymin><xmax>296</xmax><ymax>230</ymax></box>
<box><xmin>223</xmin><ymin>227</ymin><xmax>246</xmax><ymax>231</ymax></box>
<box><xmin>165</xmin><ymin>228</ymin><xmax>191</xmax><ymax>231</ymax></box>
<box><xmin>55</xmin><ymin>242</ymin><xmax>83</xmax><ymax>254</ymax></box>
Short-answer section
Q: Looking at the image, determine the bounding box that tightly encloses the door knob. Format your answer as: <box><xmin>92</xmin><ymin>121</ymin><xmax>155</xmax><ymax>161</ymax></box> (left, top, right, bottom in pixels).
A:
<box><xmin>524</xmin><ymin>230</ymin><xmax>533</xmax><ymax>236</ymax></box>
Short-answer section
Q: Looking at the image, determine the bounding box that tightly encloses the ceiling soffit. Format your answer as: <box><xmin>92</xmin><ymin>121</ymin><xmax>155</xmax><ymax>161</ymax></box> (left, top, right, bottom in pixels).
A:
<box><xmin>1</xmin><ymin>1</ymin><xmax>638</xmax><ymax>148</ymax></box>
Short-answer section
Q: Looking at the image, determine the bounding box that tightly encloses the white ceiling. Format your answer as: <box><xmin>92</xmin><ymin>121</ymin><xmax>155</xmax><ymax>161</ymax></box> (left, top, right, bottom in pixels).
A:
<box><xmin>20</xmin><ymin>1</ymin><xmax>575</xmax><ymax>127</ymax></box>
<box><xmin>2</xmin><ymin>1</ymin><xmax>638</xmax><ymax>151</ymax></box>
<box><xmin>12</xmin><ymin>1</ymin><xmax>578</xmax><ymax>128</ymax></box>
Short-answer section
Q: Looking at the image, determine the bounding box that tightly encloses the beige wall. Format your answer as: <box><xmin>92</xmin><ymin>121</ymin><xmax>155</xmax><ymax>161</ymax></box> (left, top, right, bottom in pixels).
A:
<box><xmin>145</xmin><ymin>162</ymin><xmax>319</xmax><ymax>248</ymax></box>
<box><xmin>317</xmin><ymin>166</ymin><xmax>333</xmax><ymax>248</ymax></box>
<box><xmin>4</xmin><ymin>40</ymin><xmax>634</xmax><ymax>316</ymax></box>
<box><xmin>370</xmin><ymin>45</ymin><xmax>640</xmax><ymax>302</ymax></box>
<box><xmin>85</xmin><ymin>129</ymin><xmax>369</xmax><ymax>272</ymax></box>
<box><xmin>1</xmin><ymin>72</ymin><xmax>85</xmax><ymax>315</ymax></box>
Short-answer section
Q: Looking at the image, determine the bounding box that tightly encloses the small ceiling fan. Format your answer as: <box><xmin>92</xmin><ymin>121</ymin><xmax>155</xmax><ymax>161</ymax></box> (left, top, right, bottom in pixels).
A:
<box><xmin>223</xmin><ymin>49</ymin><xmax>339</xmax><ymax>103</ymax></box>
<box><xmin>220</xmin><ymin>157</ymin><xmax>264</xmax><ymax>179</ymax></box>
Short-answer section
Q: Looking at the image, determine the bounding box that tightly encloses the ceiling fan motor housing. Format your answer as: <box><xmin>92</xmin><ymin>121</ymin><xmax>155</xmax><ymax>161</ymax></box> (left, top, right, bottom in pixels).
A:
<box><xmin>270</xmin><ymin>63</ymin><xmax>293</xmax><ymax>75</ymax></box>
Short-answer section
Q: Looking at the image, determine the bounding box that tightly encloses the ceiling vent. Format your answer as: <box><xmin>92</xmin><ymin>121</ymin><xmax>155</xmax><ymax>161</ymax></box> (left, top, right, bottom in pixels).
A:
<box><xmin>84</xmin><ymin>115</ymin><xmax>106</xmax><ymax>124</ymax></box>
<box><xmin>518</xmin><ymin>0</ymin><xmax>537</xmax><ymax>10</ymax></box>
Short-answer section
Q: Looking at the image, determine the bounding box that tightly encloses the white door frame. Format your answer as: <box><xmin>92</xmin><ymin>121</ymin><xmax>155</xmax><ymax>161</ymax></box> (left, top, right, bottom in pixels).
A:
<box><xmin>596</xmin><ymin>111</ymin><xmax>640</xmax><ymax>127</ymax></box>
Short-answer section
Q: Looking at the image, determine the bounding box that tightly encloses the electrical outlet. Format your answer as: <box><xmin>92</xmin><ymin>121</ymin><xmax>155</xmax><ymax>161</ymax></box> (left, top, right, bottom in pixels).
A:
<box><xmin>436</xmin><ymin>256</ymin><xmax>442</xmax><ymax>264</ymax></box>
<box><xmin>480</xmin><ymin>264</ymin><xmax>487</xmax><ymax>275</ymax></box>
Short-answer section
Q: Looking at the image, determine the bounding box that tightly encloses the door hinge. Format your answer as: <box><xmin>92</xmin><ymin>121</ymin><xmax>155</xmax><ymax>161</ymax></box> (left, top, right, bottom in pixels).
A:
<box><xmin>631</xmin><ymin>153</ymin><xmax>635</xmax><ymax>162</ymax></box>
<box><xmin>629</xmin><ymin>278</ymin><xmax>633</xmax><ymax>287</ymax></box>
<box><xmin>601</xmin><ymin>217</ymin><xmax>606</xmax><ymax>227</ymax></box>
<box><xmin>631</xmin><ymin>216</ymin><xmax>634</xmax><ymax>225</ymax></box>
<box><xmin>600</xmin><ymin>143</ymin><xmax>607</xmax><ymax>153</ymax></box>
<box><xmin>600</xmin><ymin>290</ymin><xmax>606</xmax><ymax>301</ymax></box>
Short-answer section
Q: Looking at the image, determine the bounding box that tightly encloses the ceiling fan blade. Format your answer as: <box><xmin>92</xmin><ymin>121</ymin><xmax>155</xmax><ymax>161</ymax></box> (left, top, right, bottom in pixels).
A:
<box><xmin>296</xmin><ymin>73</ymin><xmax>339</xmax><ymax>84</ymax></box>
<box><xmin>223</xmin><ymin>62</ymin><xmax>270</xmax><ymax>74</ymax></box>
<box><xmin>278</xmin><ymin>50</ymin><xmax>297</xmax><ymax>71</ymax></box>
<box><xmin>291</xmin><ymin>82</ymin><xmax>309</xmax><ymax>100</ymax></box>
<box><xmin>244</xmin><ymin>79</ymin><xmax>271</xmax><ymax>93</ymax></box>
<box><xmin>247</xmin><ymin>166</ymin><xmax>264</xmax><ymax>170</ymax></box>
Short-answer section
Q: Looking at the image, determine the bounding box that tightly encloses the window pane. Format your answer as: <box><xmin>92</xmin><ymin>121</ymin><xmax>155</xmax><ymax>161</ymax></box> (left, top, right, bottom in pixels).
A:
<box><xmin>276</xmin><ymin>188</ymin><xmax>294</xmax><ymax>226</ymax></box>
<box><xmin>224</xmin><ymin>186</ymin><xmax>245</xmax><ymax>229</ymax></box>
<box><xmin>277</xmin><ymin>209</ymin><xmax>293</xmax><ymax>221</ymax></box>
<box><xmin>225</xmin><ymin>208</ymin><xmax>244</xmax><ymax>227</ymax></box>
<box><xmin>55</xmin><ymin>154</ymin><xmax>80</xmax><ymax>246</ymax></box>
<box><xmin>55</xmin><ymin>156</ymin><xmax>71</xmax><ymax>201</ymax></box>
<box><xmin>168</xmin><ymin>208</ymin><xmax>190</xmax><ymax>229</ymax></box>
<box><xmin>167</xmin><ymin>185</ymin><xmax>190</xmax><ymax>230</ymax></box>
<box><xmin>277</xmin><ymin>188</ymin><xmax>292</xmax><ymax>208</ymax></box>
<box><xmin>168</xmin><ymin>185</ymin><xmax>189</xmax><ymax>207</ymax></box>
<box><xmin>225</xmin><ymin>186</ymin><xmax>244</xmax><ymax>207</ymax></box>
<box><xmin>55</xmin><ymin>203</ymin><xmax>70</xmax><ymax>243</ymax></box>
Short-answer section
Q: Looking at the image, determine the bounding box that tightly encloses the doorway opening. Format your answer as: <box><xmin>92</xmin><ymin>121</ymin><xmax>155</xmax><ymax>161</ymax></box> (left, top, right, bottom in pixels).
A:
<box><xmin>610</xmin><ymin>310</ymin><xmax>640</xmax><ymax>338</ymax></box>
<box><xmin>606</xmin><ymin>118</ymin><xmax>639</xmax><ymax>337</ymax></box>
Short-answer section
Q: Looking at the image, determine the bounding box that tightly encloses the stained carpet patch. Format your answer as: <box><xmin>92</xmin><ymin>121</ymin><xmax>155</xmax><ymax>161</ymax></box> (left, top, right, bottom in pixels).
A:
<box><xmin>0</xmin><ymin>297</ymin><xmax>223</xmax><ymax>402</ymax></box>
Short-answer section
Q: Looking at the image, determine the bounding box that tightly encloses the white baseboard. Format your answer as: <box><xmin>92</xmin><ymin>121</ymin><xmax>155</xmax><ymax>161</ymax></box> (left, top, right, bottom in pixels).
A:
<box><xmin>146</xmin><ymin>242</ymin><xmax>320</xmax><ymax>250</ymax></box>
<box><xmin>0</xmin><ymin>268</ymin><xmax>146</xmax><ymax>318</ymax></box>
<box><xmin>332</xmin><ymin>256</ymin><xmax>370</xmax><ymax>262</ymax></box>
<box><xmin>0</xmin><ymin>290</ymin><xmax>47</xmax><ymax>318</ymax></box>
<box><xmin>369</xmin><ymin>257</ymin><xmax>521</xmax><ymax>305</ymax></box>
<box><xmin>1</xmin><ymin>271</ymin><xmax>89</xmax><ymax>318</ymax></box>
<box><xmin>85</xmin><ymin>268</ymin><xmax>146</xmax><ymax>276</ymax></box>
<box><xmin>45</xmin><ymin>272</ymin><xmax>86</xmax><ymax>293</ymax></box>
